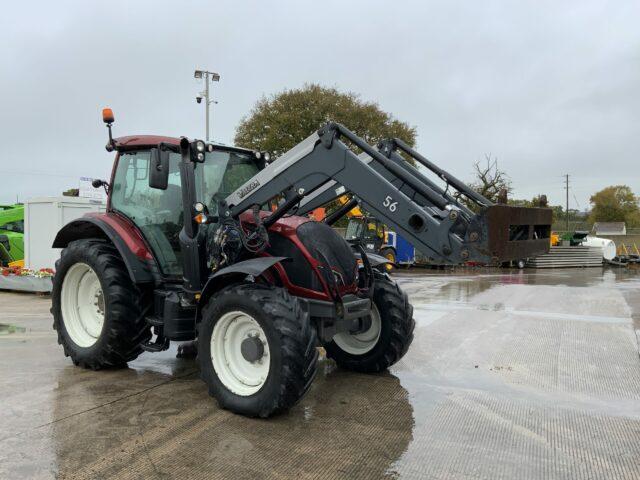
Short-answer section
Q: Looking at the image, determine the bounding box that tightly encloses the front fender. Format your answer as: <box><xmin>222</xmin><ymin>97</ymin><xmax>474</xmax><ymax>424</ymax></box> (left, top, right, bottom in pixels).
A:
<box><xmin>196</xmin><ymin>256</ymin><xmax>288</xmax><ymax>319</ymax></box>
<box><xmin>354</xmin><ymin>251</ymin><xmax>391</xmax><ymax>267</ymax></box>
<box><xmin>52</xmin><ymin>215</ymin><xmax>157</xmax><ymax>284</ymax></box>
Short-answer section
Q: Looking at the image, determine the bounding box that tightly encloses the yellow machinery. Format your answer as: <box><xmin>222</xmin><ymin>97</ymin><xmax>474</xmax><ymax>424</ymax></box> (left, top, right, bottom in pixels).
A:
<box><xmin>336</xmin><ymin>195</ymin><xmax>363</xmax><ymax>218</ymax></box>
<box><xmin>337</xmin><ymin>196</ymin><xmax>397</xmax><ymax>271</ymax></box>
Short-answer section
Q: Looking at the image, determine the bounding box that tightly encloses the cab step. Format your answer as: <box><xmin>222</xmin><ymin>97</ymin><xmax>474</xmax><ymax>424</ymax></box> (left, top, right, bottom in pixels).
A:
<box><xmin>141</xmin><ymin>336</ymin><xmax>170</xmax><ymax>352</ymax></box>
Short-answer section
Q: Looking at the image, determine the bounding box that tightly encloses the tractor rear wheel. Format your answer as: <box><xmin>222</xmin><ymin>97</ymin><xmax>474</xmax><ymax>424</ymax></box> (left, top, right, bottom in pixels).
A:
<box><xmin>52</xmin><ymin>240</ymin><xmax>151</xmax><ymax>369</ymax></box>
<box><xmin>325</xmin><ymin>272</ymin><xmax>414</xmax><ymax>373</ymax></box>
<box><xmin>198</xmin><ymin>283</ymin><xmax>318</xmax><ymax>417</ymax></box>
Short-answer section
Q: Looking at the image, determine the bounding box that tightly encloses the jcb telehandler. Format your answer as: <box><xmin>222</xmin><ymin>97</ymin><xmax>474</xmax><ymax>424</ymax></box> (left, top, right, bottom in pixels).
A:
<box><xmin>51</xmin><ymin>109</ymin><xmax>551</xmax><ymax>417</ymax></box>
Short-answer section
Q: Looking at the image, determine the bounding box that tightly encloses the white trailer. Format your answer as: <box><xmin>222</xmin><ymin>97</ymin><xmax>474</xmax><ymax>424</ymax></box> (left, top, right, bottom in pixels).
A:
<box><xmin>24</xmin><ymin>197</ymin><xmax>105</xmax><ymax>270</ymax></box>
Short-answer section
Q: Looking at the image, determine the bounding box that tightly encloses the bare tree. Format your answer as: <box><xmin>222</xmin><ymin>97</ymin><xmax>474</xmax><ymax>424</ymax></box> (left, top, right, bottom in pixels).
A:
<box><xmin>470</xmin><ymin>154</ymin><xmax>512</xmax><ymax>204</ymax></box>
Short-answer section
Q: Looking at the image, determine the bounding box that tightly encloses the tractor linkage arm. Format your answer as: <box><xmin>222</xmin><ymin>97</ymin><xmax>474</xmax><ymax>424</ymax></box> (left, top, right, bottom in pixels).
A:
<box><xmin>223</xmin><ymin>122</ymin><xmax>551</xmax><ymax>265</ymax></box>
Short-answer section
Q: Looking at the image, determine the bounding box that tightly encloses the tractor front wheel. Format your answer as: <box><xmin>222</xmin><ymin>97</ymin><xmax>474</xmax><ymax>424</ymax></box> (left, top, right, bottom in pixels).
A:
<box><xmin>325</xmin><ymin>272</ymin><xmax>414</xmax><ymax>373</ymax></box>
<box><xmin>380</xmin><ymin>247</ymin><xmax>396</xmax><ymax>273</ymax></box>
<box><xmin>52</xmin><ymin>240</ymin><xmax>151</xmax><ymax>369</ymax></box>
<box><xmin>198</xmin><ymin>284</ymin><xmax>318</xmax><ymax>417</ymax></box>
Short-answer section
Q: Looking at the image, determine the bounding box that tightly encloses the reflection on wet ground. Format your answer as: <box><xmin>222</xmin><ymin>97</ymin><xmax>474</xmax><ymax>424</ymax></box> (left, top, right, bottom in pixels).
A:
<box><xmin>1</xmin><ymin>267</ymin><xmax>640</xmax><ymax>479</ymax></box>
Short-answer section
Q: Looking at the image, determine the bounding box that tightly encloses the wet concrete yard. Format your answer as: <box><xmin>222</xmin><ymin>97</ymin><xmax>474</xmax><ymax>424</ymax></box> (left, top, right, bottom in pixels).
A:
<box><xmin>1</xmin><ymin>268</ymin><xmax>640</xmax><ymax>479</ymax></box>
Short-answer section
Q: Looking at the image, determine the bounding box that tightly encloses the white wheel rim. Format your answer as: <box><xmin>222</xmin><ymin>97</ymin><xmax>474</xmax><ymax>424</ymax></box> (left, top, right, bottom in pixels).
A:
<box><xmin>60</xmin><ymin>263</ymin><xmax>105</xmax><ymax>348</ymax></box>
<box><xmin>210</xmin><ymin>311</ymin><xmax>270</xmax><ymax>396</ymax></box>
<box><xmin>333</xmin><ymin>304</ymin><xmax>382</xmax><ymax>355</ymax></box>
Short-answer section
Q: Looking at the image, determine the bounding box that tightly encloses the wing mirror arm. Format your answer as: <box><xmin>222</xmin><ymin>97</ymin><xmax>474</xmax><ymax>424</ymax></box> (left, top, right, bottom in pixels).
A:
<box><xmin>91</xmin><ymin>179</ymin><xmax>110</xmax><ymax>195</ymax></box>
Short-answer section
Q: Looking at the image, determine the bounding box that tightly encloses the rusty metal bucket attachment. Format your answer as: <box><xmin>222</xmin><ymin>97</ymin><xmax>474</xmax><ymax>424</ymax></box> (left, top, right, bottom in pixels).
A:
<box><xmin>481</xmin><ymin>205</ymin><xmax>552</xmax><ymax>262</ymax></box>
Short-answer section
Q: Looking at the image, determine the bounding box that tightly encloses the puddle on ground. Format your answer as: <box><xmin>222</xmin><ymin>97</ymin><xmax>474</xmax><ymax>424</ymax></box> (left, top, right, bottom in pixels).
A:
<box><xmin>2</xmin><ymin>267</ymin><xmax>640</xmax><ymax>479</ymax></box>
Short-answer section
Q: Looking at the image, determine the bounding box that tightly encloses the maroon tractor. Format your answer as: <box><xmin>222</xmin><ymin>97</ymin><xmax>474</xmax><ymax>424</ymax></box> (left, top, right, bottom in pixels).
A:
<box><xmin>52</xmin><ymin>108</ymin><xmax>549</xmax><ymax>418</ymax></box>
<box><xmin>51</xmin><ymin>109</ymin><xmax>415</xmax><ymax>417</ymax></box>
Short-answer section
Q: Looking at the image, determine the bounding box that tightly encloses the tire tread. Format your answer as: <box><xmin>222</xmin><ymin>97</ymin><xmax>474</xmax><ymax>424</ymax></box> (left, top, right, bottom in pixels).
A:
<box><xmin>325</xmin><ymin>272</ymin><xmax>414</xmax><ymax>373</ymax></box>
<box><xmin>199</xmin><ymin>283</ymin><xmax>318</xmax><ymax>417</ymax></box>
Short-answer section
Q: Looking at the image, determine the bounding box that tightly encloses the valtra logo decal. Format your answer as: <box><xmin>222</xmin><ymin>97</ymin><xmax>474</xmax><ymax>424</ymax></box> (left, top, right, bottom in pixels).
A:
<box><xmin>238</xmin><ymin>180</ymin><xmax>261</xmax><ymax>199</ymax></box>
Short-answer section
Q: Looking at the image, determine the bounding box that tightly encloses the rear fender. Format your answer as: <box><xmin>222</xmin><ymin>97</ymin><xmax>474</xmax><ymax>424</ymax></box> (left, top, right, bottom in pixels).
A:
<box><xmin>196</xmin><ymin>257</ymin><xmax>287</xmax><ymax>319</ymax></box>
<box><xmin>52</xmin><ymin>214</ymin><xmax>157</xmax><ymax>284</ymax></box>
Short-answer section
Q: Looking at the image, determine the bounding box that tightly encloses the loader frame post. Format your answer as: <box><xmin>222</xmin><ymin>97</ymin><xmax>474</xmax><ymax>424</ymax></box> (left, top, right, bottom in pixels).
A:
<box><xmin>178</xmin><ymin>138</ymin><xmax>207</xmax><ymax>296</ymax></box>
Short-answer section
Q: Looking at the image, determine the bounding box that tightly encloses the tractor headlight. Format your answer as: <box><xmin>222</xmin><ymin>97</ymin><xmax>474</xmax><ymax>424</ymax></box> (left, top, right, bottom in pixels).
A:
<box><xmin>254</xmin><ymin>151</ymin><xmax>262</xmax><ymax>159</ymax></box>
<box><xmin>263</xmin><ymin>152</ymin><xmax>271</xmax><ymax>162</ymax></box>
<box><xmin>196</xmin><ymin>152</ymin><xmax>204</xmax><ymax>161</ymax></box>
<box><xmin>195</xmin><ymin>140</ymin><xmax>206</xmax><ymax>153</ymax></box>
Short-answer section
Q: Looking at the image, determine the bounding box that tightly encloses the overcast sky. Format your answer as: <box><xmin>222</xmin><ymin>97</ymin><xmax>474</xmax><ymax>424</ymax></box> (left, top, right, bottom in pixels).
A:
<box><xmin>1</xmin><ymin>0</ymin><xmax>638</xmax><ymax>209</ymax></box>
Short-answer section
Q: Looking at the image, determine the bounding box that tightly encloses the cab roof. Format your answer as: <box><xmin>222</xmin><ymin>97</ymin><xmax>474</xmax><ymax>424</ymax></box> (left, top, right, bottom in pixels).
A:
<box><xmin>113</xmin><ymin>135</ymin><xmax>254</xmax><ymax>154</ymax></box>
<box><xmin>114</xmin><ymin>135</ymin><xmax>180</xmax><ymax>149</ymax></box>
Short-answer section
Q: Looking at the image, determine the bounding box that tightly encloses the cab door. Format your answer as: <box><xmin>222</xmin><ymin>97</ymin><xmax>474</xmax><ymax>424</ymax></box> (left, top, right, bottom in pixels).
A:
<box><xmin>110</xmin><ymin>151</ymin><xmax>184</xmax><ymax>276</ymax></box>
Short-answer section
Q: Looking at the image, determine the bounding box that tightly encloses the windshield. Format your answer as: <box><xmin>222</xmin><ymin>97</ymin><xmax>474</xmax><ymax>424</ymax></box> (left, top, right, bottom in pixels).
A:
<box><xmin>193</xmin><ymin>150</ymin><xmax>261</xmax><ymax>214</ymax></box>
<box><xmin>345</xmin><ymin>218</ymin><xmax>384</xmax><ymax>241</ymax></box>
<box><xmin>345</xmin><ymin>219</ymin><xmax>364</xmax><ymax>240</ymax></box>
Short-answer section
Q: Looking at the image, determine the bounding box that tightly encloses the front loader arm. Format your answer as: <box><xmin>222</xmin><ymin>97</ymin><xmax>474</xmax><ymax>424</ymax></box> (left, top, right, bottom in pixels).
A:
<box><xmin>296</xmin><ymin>138</ymin><xmax>481</xmax><ymax>218</ymax></box>
<box><xmin>225</xmin><ymin>126</ymin><xmax>458</xmax><ymax>262</ymax></box>
<box><xmin>225</xmin><ymin>123</ymin><xmax>551</xmax><ymax>265</ymax></box>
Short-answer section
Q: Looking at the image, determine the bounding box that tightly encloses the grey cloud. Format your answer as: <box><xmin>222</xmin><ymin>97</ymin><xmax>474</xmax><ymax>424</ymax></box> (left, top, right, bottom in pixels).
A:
<box><xmin>1</xmin><ymin>0</ymin><xmax>638</xmax><ymax>209</ymax></box>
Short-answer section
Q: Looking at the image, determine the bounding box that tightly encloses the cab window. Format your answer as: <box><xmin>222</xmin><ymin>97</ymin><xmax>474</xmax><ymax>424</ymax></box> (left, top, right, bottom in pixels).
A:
<box><xmin>110</xmin><ymin>152</ymin><xmax>183</xmax><ymax>276</ymax></box>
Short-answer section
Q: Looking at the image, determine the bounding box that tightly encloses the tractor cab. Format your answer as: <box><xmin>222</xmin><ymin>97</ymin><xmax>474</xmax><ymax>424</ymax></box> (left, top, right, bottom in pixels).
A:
<box><xmin>344</xmin><ymin>216</ymin><xmax>386</xmax><ymax>253</ymax></box>
<box><xmin>344</xmin><ymin>216</ymin><xmax>403</xmax><ymax>270</ymax></box>
<box><xmin>108</xmin><ymin>139</ymin><xmax>266</xmax><ymax>277</ymax></box>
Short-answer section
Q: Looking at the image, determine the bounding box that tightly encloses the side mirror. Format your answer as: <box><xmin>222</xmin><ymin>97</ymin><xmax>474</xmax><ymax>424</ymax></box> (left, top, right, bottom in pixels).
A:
<box><xmin>149</xmin><ymin>147</ymin><xmax>170</xmax><ymax>190</ymax></box>
<box><xmin>91</xmin><ymin>178</ymin><xmax>110</xmax><ymax>195</ymax></box>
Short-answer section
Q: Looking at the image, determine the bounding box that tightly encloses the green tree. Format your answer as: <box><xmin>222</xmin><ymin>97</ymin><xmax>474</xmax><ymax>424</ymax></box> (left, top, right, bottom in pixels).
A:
<box><xmin>509</xmin><ymin>196</ymin><xmax>587</xmax><ymax>230</ymax></box>
<box><xmin>509</xmin><ymin>196</ymin><xmax>556</xmax><ymax>224</ymax></box>
<box><xmin>509</xmin><ymin>196</ymin><xmax>548</xmax><ymax>208</ymax></box>
<box><xmin>234</xmin><ymin>84</ymin><xmax>417</xmax><ymax>158</ymax></box>
<box><xmin>588</xmin><ymin>185</ymin><xmax>640</xmax><ymax>227</ymax></box>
